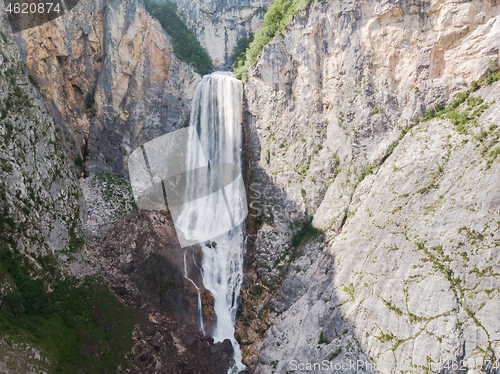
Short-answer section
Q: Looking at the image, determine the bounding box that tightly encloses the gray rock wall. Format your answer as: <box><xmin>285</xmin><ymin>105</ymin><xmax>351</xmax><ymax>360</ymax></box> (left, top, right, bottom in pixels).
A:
<box><xmin>171</xmin><ymin>0</ymin><xmax>271</xmax><ymax>68</ymax></box>
<box><xmin>0</xmin><ymin>30</ymin><xmax>83</xmax><ymax>255</ymax></box>
<box><xmin>239</xmin><ymin>0</ymin><xmax>500</xmax><ymax>372</ymax></box>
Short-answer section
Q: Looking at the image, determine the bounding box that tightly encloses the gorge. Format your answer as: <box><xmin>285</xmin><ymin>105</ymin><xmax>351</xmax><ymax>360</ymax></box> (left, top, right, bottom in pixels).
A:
<box><xmin>1</xmin><ymin>0</ymin><xmax>500</xmax><ymax>373</ymax></box>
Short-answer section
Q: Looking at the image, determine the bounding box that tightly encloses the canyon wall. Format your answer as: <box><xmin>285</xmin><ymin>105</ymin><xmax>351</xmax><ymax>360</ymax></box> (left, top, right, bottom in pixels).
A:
<box><xmin>14</xmin><ymin>0</ymin><xmax>200</xmax><ymax>176</ymax></box>
<box><xmin>0</xmin><ymin>27</ymin><xmax>83</xmax><ymax>259</ymax></box>
<box><xmin>238</xmin><ymin>0</ymin><xmax>500</xmax><ymax>372</ymax></box>
<box><xmin>171</xmin><ymin>0</ymin><xmax>271</xmax><ymax>68</ymax></box>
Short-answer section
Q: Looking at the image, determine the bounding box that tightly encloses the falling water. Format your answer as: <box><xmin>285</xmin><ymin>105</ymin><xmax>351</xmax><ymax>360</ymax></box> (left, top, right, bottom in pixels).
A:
<box><xmin>175</xmin><ymin>73</ymin><xmax>246</xmax><ymax>373</ymax></box>
<box><xmin>183</xmin><ymin>250</ymin><xmax>205</xmax><ymax>335</ymax></box>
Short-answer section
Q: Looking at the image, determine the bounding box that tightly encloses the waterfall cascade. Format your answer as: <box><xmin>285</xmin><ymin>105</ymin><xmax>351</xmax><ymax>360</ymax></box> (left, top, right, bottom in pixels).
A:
<box><xmin>175</xmin><ymin>73</ymin><xmax>246</xmax><ymax>373</ymax></box>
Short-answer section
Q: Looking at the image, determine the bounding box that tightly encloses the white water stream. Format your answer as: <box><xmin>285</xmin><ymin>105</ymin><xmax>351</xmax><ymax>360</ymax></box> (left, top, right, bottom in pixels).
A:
<box><xmin>175</xmin><ymin>73</ymin><xmax>246</xmax><ymax>373</ymax></box>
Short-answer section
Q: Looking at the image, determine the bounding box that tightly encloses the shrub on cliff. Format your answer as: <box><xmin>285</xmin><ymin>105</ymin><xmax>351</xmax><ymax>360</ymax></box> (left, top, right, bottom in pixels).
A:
<box><xmin>231</xmin><ymin>33</ymin><xmax>254</xmax><ymax>70</ymax></box>
<box><xmin>144</xmin><ymin>0</ymin><xmax>213</xmax><ymax>75</ymax></box>
<box><xmin>235</xmin><ymin>0</ymin><xmax>314</xmax><ymax>80</ymax></box>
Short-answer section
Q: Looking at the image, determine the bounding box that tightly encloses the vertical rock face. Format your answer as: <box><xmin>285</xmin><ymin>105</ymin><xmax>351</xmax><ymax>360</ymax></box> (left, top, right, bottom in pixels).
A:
<box><xmin>239</xmin><ymin>0</ymin><xmax>500</xmax><ymax>372</ymax></box>
<box><xmin>171</xmin><ymin>0</ymin><xmax>271</xmax><ymax>68</ymax></box>
<box><xmin>15</xmin><ymin>0</ymin><xmax>200</xmax><ymax>175</ymax></box>
<box><xmin>0</xmin><ymin>29</ymin><xmax>83</xmax><ymax>256</ymax></box>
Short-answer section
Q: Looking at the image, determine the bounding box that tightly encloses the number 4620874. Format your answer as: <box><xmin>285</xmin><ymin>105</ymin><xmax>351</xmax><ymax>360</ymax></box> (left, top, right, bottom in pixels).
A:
<box><xmin>5</xmin><ymin>2</ymin><xmax>61</xmax><ymax>14</ymax></box>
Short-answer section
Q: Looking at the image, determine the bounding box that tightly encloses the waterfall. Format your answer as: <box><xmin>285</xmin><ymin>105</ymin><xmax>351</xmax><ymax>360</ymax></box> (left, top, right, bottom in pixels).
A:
<box><xmin>183</xmin><ymin>250</ymin><xmax>206</xmax><ymax>335</ymax></box>
<box><xmin>175</xmin><ymin>73</ymin><xmax>246</xmax><ymax>373</ymax></box>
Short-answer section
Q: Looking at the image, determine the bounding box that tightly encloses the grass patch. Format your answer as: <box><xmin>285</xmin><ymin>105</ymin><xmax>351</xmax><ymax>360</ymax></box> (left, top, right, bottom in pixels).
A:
<box><xmin>327</xmin><ymin>347</ymin><xmax>342</xmax><ymax>360</ymax></box>
<box><xmin>382</xmin><ymin>298</ymin><xmax>403</xmax><ymax>316</ymax></box>
<box><xmin>353</xmin><ymin>165</ymin><xmax>374</xmax><ymax>188</ymax></box>
<box><xmin>342</xmin><ymin>283</ymin><xmax>355</xmax><ymax>301</ymax></box>
<box><xmin>318</xmin><ymin>331</ymin><xmax>330</xmax><ymax>345</ymax></box>
<box><xmin>377</xmin><ymin>331</ymin><xmax>394</xmax><ymax>343</ymax></box>
<box><xmin>422</xmin><ymin>76</ymin><xmax>494</xmax><ymax>133</ymax></box>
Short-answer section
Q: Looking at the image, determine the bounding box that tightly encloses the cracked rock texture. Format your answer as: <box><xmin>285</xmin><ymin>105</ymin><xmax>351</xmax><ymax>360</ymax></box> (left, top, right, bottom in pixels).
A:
<box><xmin>14</xmin><ymin>0</ymin><xmax>200</xmax><ymax>176</ymax></box>
<box><xmin>0</xmin><ymin>28</ymin><xmax>84</xmax><ymax>256</ymax></box>
<box><xmin>171</xmin><ymin>0</ymin><xmax>271</xmax><ymax>68</ymax></box>
<box><xmin>238</xmin><ymin>0</ymin><xmax>500</xmax><ymax>372</ymax></box>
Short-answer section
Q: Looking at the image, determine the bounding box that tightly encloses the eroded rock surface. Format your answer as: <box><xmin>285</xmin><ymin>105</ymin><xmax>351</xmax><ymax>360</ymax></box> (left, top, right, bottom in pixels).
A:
<box><xmin>239</xmin><ymin>0</ymin><xmax>500</xmax><ymax>372</ymax></box>
<box><xmin>172</xmin><ymin>0</ymin><xmax>271</xmax><ymax>68</ymax></box>
<box><xmin>14</xmin><ymin>0</ymin><xmax>200</xmax><ymax>175</ymax></box>
<box><xmin>0</xmin><ymin>28</ymin><xmax>83</xmax><ymax>256</ymax></box>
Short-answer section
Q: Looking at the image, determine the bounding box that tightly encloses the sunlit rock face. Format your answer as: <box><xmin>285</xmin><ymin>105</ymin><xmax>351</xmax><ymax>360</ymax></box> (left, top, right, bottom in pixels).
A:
<box><xmin>171</xmin><ymin>0</ymin><xmax>271</xmax><ymax>68</ymax></box>
<box><xmin>238</xmin><ymin>0</ymin><xmax>500</xmax><ymax>372</ymax></box>
<box><xmin>14</xmin><ymin>0</ymin><xmax>200</xmax><ymax>175</ymax></box>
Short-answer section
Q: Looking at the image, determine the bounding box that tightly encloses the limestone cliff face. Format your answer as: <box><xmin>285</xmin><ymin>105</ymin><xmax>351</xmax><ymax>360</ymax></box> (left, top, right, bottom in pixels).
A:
<box><xmin>239</xmin><ymin>0</ymin><xmax>500</xmax><ymax>372</ymax></box>
<box><xmin>15</xmin><ymin>0</ymin><xmax>200</xmax><ymax>175</ymax></box>
<box><xmin>0</xmin><ymin>29</ymin><xmax>83</xmax><ymax>257</ymax></box>
<box><xmin>171</xmin><ymin>0</ymin><xmax>271</xmax><ymax>68</ymax></box>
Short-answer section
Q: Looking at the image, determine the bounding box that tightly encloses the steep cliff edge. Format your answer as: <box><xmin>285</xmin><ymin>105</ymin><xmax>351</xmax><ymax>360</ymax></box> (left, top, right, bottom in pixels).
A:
<box><xmin>14</xmin><ymin>0</ymin><xmax>200</xmax><ymax>175</ymax></box>
<box><xmin>239</xmin><ymin>0</ymin><xmax>500</xmax><ymax>372</ymax></box>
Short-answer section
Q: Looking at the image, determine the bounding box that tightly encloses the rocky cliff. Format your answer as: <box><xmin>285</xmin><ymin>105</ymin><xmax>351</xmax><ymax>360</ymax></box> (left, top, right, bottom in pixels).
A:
<box><xmin>0</xmin><ymin>1</ymin><xmax>234</xmax><ymax>372</ymax></box>
<box><xmin>171</xmin><ymin>0</ymin><xmax>271</xmax><ymax>68</ymax></box>
<box><xmin>0</xmin><ymin>26</ymin><xmax>83</xmax><ymax>261</ymax></box>
<box><xmin>238</xmin><ymin>0</ymin><xmax>500</xmax><ymax>372</ymax></box>
<box><xmin>14</xmin><ymin>0</ymin><xmax>200</xmax><ymax>176</ymax></box>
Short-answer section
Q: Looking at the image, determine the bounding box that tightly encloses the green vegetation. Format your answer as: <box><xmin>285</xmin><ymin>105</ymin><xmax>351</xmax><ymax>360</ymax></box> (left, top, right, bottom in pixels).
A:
<box><xmin>327</xmin><ymin>347</ymin><xmax>342</xmax><ymax>360</ymax></box>
<box><xmin>231</xmin><ymin>33</ymin><xmax>254</xmax><ymax>69</ymax></box>
<box><xmin>73</xmin><ymin>155</ymin><xmax>83</xmax><ymax>168</ymax></box>
<box><xmin>296</xmin><ymin>159</ymin><xmax>309</xmax><ymax>175</ymax></box>
<box><xmin>416</xmin><ymin>182</ymin><xmax>439</xmax><ymax>194</ymax></box>
<box><xmin>0</xmin><ymin>250</ymin><xmax>138</xmax><ymax>373</ymax></box>
<box><xmin>383</xmin><ymin>298</ymin><xmax>403</xmax><ymax>316</ymax></box>
<box><xmin>144</xmin><ymin>0</ymin><xmax>213</xmax><ymax>75</ymax></box>
<box><xmin>318</xmin><ymin>331</ymin><xmax>330</xmax><ymax>344</ymax></box>
<box><xmin>355</xmin><ymin>165</ymin><xmax>374</xmax><ymax>187</ymax></box>
<box><xmin>235</xmin><ymin>0</ymin><xmax>315</xmax><ymax>80</ymax></box>
<box><xmin>93</xmin><ymin>172</ymin><xmax>137</xmax><ymax>219</ymax></box>
<box><xmin>415</xmin><ymin>242</ymin><xmax>463</xmax><ymax>300</ymax></box>
<box><xmin>377</xmin><ymin>331</ymin><xmax>394</xmax><ymax>343</ymax></box>
<box><xmin>422</xmin><ymin>75</ymin><xmax>494</xmax><ymax>133</ymax></box>
<box><xmin>342</xmin><ymin>283</ymin><xmax>355</xmax><ymax>301</ymax></box>
<box><xmin>65</xmin><ymin>237</ymin><xmax>85</xmax><ymax>254</ymax></box>
<box><xmin>311</xmin><ymin>143</ymin><xmax>322</xmax><ymax>156</ymax></box>
<box><xmin>290</xmin><ymin>215</ymin><xmax>323</xmax><ymax>248</ymax></box>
